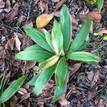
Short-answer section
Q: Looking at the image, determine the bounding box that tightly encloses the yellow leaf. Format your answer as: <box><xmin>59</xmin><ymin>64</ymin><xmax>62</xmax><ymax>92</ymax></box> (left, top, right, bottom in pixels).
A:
<box><xmin>39</xmin><ymin>55</ymin><xmax>59</xmax><ymax>70</ymax></box>
<box><xmin>36</xmin><ymin>13</ymin><xmax>54</xmax><ymax>28</ymax></box>
<box><xmin>103</xmin><ymin>35</ymin><xmax>107</xmax><ymax>40</ymax></box>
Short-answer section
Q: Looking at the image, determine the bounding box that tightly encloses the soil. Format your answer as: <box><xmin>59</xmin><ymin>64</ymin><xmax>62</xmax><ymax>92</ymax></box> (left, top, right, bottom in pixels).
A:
<box><xmin>0</xmin><ymin>0</ymin><xmax>107</xmax><ymax>107</ymax></box>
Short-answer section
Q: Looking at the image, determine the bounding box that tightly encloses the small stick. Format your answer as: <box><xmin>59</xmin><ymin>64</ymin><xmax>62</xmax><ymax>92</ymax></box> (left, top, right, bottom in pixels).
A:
<box><xmin>55</xmin><ymin>0</ymin><xmax>67</xmax><ymax>11</ymax></box>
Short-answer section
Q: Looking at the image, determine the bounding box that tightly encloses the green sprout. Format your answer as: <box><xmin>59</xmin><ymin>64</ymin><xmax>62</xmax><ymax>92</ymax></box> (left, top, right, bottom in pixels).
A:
<box><xmin>16</xmin><ymin>5</ymin><xmax>100</xmax><ymax>102</ymax></box>
<box><xmin>0</xmin><ymin>76</ymin><xmax>26</xmax><ymax>104</ymax></box>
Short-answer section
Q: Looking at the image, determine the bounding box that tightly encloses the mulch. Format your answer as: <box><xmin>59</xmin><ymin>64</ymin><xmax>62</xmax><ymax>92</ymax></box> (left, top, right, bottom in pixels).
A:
<box><xmin>0</xmin><ymin>0</ymin><xmax>107</xmax><ymax>107</ymax></box>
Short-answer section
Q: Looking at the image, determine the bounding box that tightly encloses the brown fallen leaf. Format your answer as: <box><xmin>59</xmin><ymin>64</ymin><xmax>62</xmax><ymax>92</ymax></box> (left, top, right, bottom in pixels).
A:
<box><xmin>3</xmin><ymin>0</ymin><xmax>12</xmax><ymax>12</ymax></box>
<box><xmin>36</xmin><ymin>13</ymin><xmax>54</xmax><ymax>28</ymax></box>
<box><xmin>5</xmin><ymin>3</ymin><xmax>19</xmax><ymax>21</ymax></box>
<box><xmin>5</xmin><ymin>37</ymin><xmax>15</xmax><ymax>50</ymax></box>
<box><xmin>5</xmin><ymin>34</ymin><xmax>21</xmax><ymax>51</ymax></box>
<box><xmin>24</xmin><ymin>61</ymin><xmax>36</xmax><ymax>70</ymax></box>
<box><xmin>14</xmin><ymin>35</ymin><xmax>21</xmax><ymax>51</ymax></box>
<box><xmin>91</xmin><ymin>70</ymin><xmax>100</xmax><ymax>86</ymax></box>
<box><xmin>5</xmin><ymin>0</ymin><xmax>11</xmax><ymax>10</ymax></box>
<box><xmin>87</xmin><ymin>70</ymin><xmax>100</xmax><ymax>86</ymax></box>
<box><xmin>69</xmin><ymin>63</ymin><xmax>81</xmax><ymax>76</ymax></box>
<box><xmin>0</xmin><ymin>0</ymin><xmax>5</xmax><ymax>8</ymax></box>
<box><xmin>59</xmin><ymin>95</ymin><xmax>70</xmax><ymax>107</ymax></box>
<box><xmin>80</xmin><ymin>11</ymin><xmax>102</xmax><ymax>23</ymax></box>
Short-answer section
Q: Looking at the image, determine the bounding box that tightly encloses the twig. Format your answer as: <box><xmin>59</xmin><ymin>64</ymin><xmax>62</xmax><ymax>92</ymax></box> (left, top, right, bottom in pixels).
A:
<box><xmin>55</xmin><ymin>0</ymin><xmax>67</xmax><ymax>11</ymax></box>
<box><xmin>92</xmin><ymin>42</ymin><xmax>107</xmax><ymax>53</ymax></box>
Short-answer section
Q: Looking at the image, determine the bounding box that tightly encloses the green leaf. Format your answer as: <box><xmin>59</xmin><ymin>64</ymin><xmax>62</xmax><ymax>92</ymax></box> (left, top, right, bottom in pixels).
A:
<box><xmin>16</xmin><ymin>46</ymin><xmax>53</xmax><ymax>62</ymax></box>
<box><xmin>53</xmin><ymin>85</ymin><xmax>66</xmax><ymax>102</ymax></box>
<box><xmin>52</xmin><ymin>20</ymin><xmax>63</xmax><ymax>55</ymax></box>
<box><xmin>61</xmin><ymin>5</ymin><xmax>71</xmax><ymax>51</ymax></box>
<box><xmin>23</xmin><ymin>25</ymin><xmax>53</xmax><ymax>52</ymax></box>
<box><xmin>0</xmin><ymin>78</ymin><xmax>7</xmax><ymax>97</ymax></box>
<box><xmin>43</xmin><ymin>29</ymin><xmax>54</xmax><ymax>50</ymax></box>
<box><xmin>53</xmin><ymin>58</ymin><xmax>68</xmax><ymax>102</ymax></box>
<box><xmin>84</xmin><ymin>0</ymin><xmax>97</xmax><ymax>6</ymax></box>
<box><xmin>39</xmin><ymin>55</ymin><xmax>59</xmax><ymax>70</ymax></box>
<box><xmin>78</xmin><ymin>40</ymin><xmax>89</xmax><ymax>51</ymax></box>
<box><xmin>0</xmin><ymin>76</ymin><xmax>26</xmax><ymax>103</ymax></box>
<box><xmin>67</xmin><ymin>51</ymin><xmax>100</xmax><ymax>64</ymax></box>
<box><xmin>55</xmin><ymin>57</ymin><xmax>68</xmax><ymax>86</ymax></box>
<box><xmin>25</xmin><ymin>44</ymin><xmax>43</xmax><ymax>51</ymax></box>
<box><xmin>97</xmin><ymin>0</ymin><xmax>104</xmax><ymax>12</ymax></box>
<box><xmin>28</xmin><ymin>76</ymin><xmax>38</xmax><ymax>86</ymax></box>
<box><xmin>70</xmin><ymin>18</ymin><xmax>91</xmax><ymax>52</ymax></box>
<box><xmin>34</xmin><ymin>65</ymin><xmax>55</xmax><ymax>95</ymax></box>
